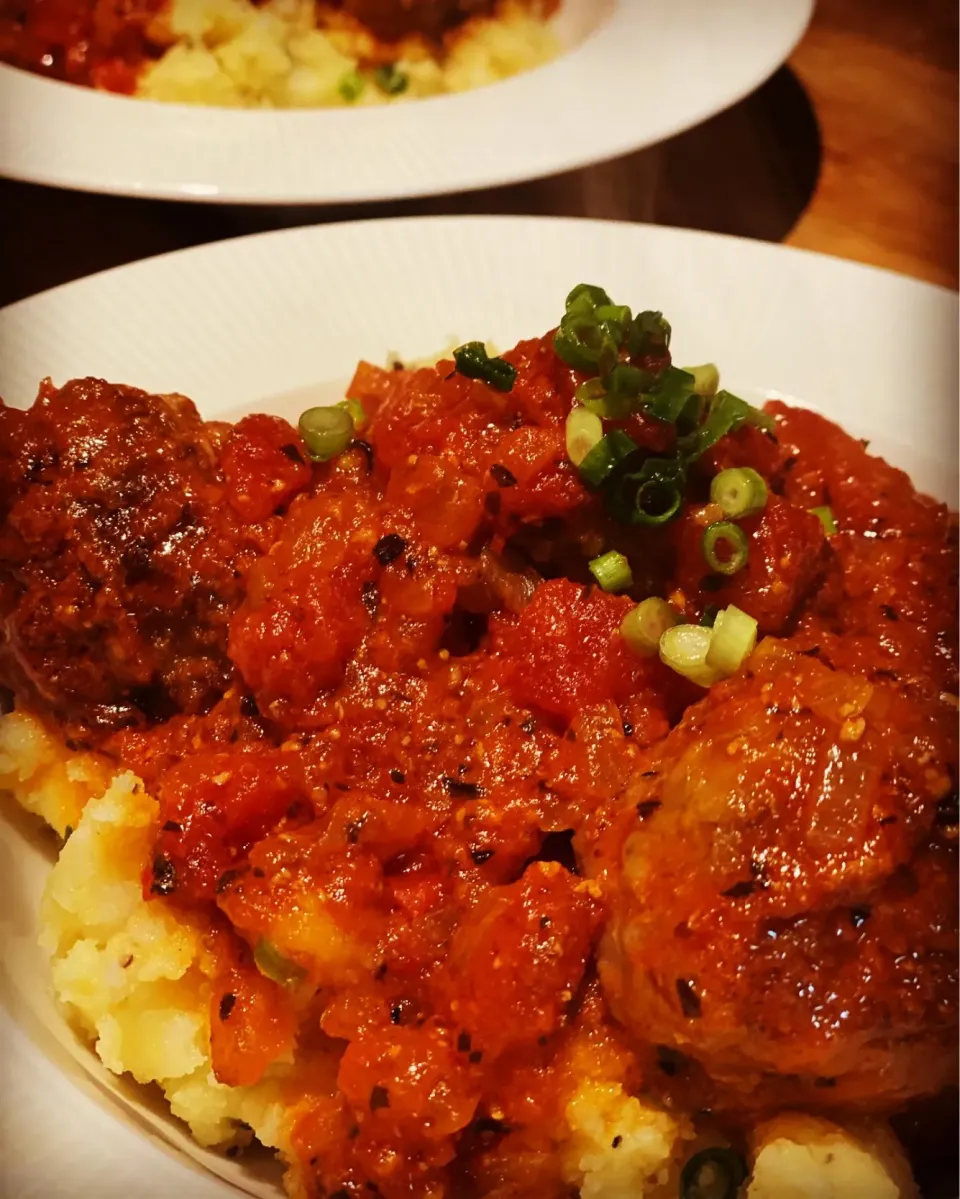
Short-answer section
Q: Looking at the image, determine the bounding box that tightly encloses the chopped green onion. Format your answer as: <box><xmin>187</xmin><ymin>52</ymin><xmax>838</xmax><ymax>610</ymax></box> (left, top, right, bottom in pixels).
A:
<box><xmin>577</xmin><ymin>364</ymin><xmax>649</xmax><ymax>419</ymax></box>
<box><xmin>628</xmin><ymin>310</ymin><xmax>671</xmax><ymax>359</ymax></box>
<box><xmin>679</xmin><ymin>390</ymin><xmax>774</xmax><ymax>462</ymax></box>
<box><xmin>299</xmin><ymin>406</ymin><xmax>354</xmax><ymax>462</ymax></box>
<box><xmin>565</xmin><ymin>283</ymin><xmax>612</xmax><ymax>314</ymax></box>
<box><xmin>810</xmin><ymin>505</ymin><xmax>837</xmax><ymax>535</ymax></box>
<box><xmin>620</xmin><ymin>597</ymin><xmax>679</xmax><ymax>657</ymax></box>
<box><xmin>705</xmin><ymin>604</ymin><xmax>758</xmax><ymax>676</ymax></box>
<box><xmin>338</xmin><ymin>68</ymin><xmax>365</xmax><ymax>102</ymax></box>
<box><xmin>710</xmin><ymin>467</ymin><xmax>768</xmax><ymax>519</ymax></box>
<box><xmin>373</xmin><ymin>63</ymin><xmax>408</xmax><ymax>94</ymax></box>
<box><xmin>702</xmin><ymin>521</ymin><xmax>749</xmax><ymax>575</ymax></box>
<box><xmin>683</xmin><ymin>363</ymin><xmax>720</xmax><ymax>397</ymax></box>
<box><xmin>453</xmin><ymin>342</ymin><xmax>517</xmax><ymax>392</ymax></box>
<box><xmin>578</xmin><ymin>429</ymin><xmax>639</xmax><ymax>489</ymax></box>
<box><xmin>635</xmin><ymin>477</ymin><xmax>684</xmax><ymax>525</ymax></box>
<box><xmin>608</xmin><ymin>457</ymin><xmax>686</xmax><ymax>526</ymax></box>
<box><xmin>589</xmin><ymin>550</ymin><xmax>633</xmax><ymax>593</ymax></box>
<box><xmin>338</xmin><ymin>397</ymin><xmax>367</xmax><ymax>431</ymax></box>
<box><xmin>679</xmin><ymin>1147</ymin><xmax>747</xmax><ymax>1199</ymax></box>
<box><xmin>594</xmin><ymin>302</ymin><xmax>633</xmax><ymax>343</ymax></box>
<box><xmin>659</xmin><ymin>624</ymin><xmax>722</xmax><ymax>688</ymax></box>
<box><xmin>643</xmin><ymin>366</ymin><xmax>697</xmax><ymax>425</ymax></box>
<box><xmin>253</xmin><ymin>939</ymin><xmax>306</xmax><ymax>988</ymax></box>
<box><xmin>554</xmin><ymin>314</ymin><xmax>620</xmax><ymax>374</ymax></box>
<box><xmin>566</xmin><ymin>407</ymin><xmax>604</xmax><ymax>466</ymax></box>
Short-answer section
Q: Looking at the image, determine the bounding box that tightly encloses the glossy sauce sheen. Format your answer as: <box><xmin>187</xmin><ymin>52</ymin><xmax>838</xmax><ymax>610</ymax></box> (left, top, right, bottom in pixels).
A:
<box><xmin>0</xmin><ymin>333</ymin><xmax>956</xmax><ymax>1198</ymax></box>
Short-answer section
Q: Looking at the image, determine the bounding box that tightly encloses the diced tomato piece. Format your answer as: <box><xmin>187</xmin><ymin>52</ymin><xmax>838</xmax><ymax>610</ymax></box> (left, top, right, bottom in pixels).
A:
<box><xmin>221</xmin><ymin>414</ymin><xmax>311</xmax><ymax>523</ymax></box>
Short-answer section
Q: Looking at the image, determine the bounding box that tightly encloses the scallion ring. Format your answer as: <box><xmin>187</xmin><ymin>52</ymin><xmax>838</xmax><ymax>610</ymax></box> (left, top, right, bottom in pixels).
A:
<box><xmin>253</xmin><ymin>939</ymin><xmax>306</xmax><ymax>988</ymax></box>
<box><xmin>710</xmin><ymin>467</ymin><xmax>768</xmax><ymax>519</ymax></box>
<box><xmin>553</xmin><ymin>313</ymin><xmax>620</xmax><ymax>374</ymax></box>
<box><xmin>374</xmin><ymin>63</ymin><xmax>408</xmax><ymax>94</ymax></box>
<box><xmin>338</xmin><ymin>68</ymin><xmax>365</xmax><ymax>102</ymax></box>
<box><xmin>659</xmin><ymin>624</ymin><xmax>722</xmax><ymax>688</ymax></box>
<box><xmin>679</xmin><ymin>1147</ymin><xmax>747</xmax><ymax>1199</ymax></box>
<box><xmin>299</xmin><ymin>405</ymin><xmax>354</xmax><ymax>462</ymax></box>
<box><xmin>635</xmin><ymin>477</ymin><xmax>684</xmax><ymax>526</ymax></box>
<box><xmin>566</xmin><ymin>407</ymin><xmax>604</xmax><ymax>466</ymax></box>
<box><xmin>683</xmin><ymin>363</ymin><xmax>720</xmax><ymax>397</ymax></box>
<box><xmin>620</xmin><ymin>597</ymin><xmax>679</xmax><ymax>657</ymax></box>
<box><xmin>705</xmin><ymin>604</ymin><xmax>758</xmax><ymax>677</ymax></box>
<box><xmin>338</xmin><ymin>397</ymin><xmax>367</xmax><ymax>431</ymax></box>
<box><xmin>589</xmin><ymin>550</ymin><xmax>633</xmax><ymax>594</ymax></box>
<box><xmin>810</xmin><ymin>505</ymin><xmax>838</xmax><ymax>536</ymax></box>
<box><xmin>578</xmin><ymin>429</ymin><xmax>639</xmax><ymax>490</ymax></box>
<box><xmin>453</xmin><ymin>342</ymin><xmax>517</xmax><ymax>392</ymax></box>
<box><xmin>702</xmin><ymin>521</ymin><xmax>749</xmax><ymax>576</ymax></box>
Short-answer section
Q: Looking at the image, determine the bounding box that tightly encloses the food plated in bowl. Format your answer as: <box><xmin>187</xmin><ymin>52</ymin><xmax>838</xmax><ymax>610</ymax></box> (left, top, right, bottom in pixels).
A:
<box><xmin>0</xmin><ymin>0</ymin><xmax>558</xmax><ymax>108</ymax></box>
<box><xmin>0</xmin><ymin>216</ymin><xmax>956</xmax><ymax>1199</ymax></box>
<box><xmin>0</xmin><ymin>0</ymin><xmax>814</xmax><ymax>203</ymax></box>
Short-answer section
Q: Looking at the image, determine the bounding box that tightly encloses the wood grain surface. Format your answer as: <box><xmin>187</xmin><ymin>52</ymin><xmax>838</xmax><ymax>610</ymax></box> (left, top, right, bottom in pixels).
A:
<box><xmin>787</xmin><ymin>0</ymin><xmax>958</xmax><ymax>287</ymax></box>
<box><xmin>0</xmin><ymin>0</ymin><xmax>956</xmax><ymax>304</ymax></box>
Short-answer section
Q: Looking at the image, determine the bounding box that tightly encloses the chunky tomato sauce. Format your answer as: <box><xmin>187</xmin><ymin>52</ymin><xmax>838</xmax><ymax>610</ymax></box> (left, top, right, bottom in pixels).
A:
<box><xmin>0</xmin><ymin>318</ymin><xmax>956</xmax><ymax>1197</ymax></box>
<box><xmin>0</xmin><ymin>0</ymin><xmax>541</xmax><ymax>92</ymax></box>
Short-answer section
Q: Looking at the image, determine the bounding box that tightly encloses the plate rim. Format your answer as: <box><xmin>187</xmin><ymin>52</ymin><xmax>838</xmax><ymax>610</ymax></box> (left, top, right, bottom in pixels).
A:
<box><xmin>0</xmin><ymin>0</ymin><xmax>815</xmax><ymax>204</ymax></box>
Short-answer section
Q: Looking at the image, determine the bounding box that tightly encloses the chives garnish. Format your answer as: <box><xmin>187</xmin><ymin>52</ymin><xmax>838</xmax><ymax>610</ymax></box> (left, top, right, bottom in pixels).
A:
<box><xmin>683</xmin><ymin>363</ymin><xmax>720</xmax><ymax>397</ymax></box>
<box><xmin>338</xmin><ymin>69</ymin><xmax>365</xmax><ymax>102</ymax></box>
<box><xmin>710</xmin><ymin>467</ymin><xmax>768</xmax><ymax>519</ymax></box>
<box><xmin>453</xmin><ymin>342</ymin><xmax>517</xmax><ymax>392</ymax></box>
<box><xmin>374</xmin><ymin>63</ymin><xmax>408</xmax><ymax>95</ymax></box>
<box><xmin>298</xmin><ymin>405</ymin><xmax>354</xmax><ymax>462</ymax></box>
<box><xmin>565</xmin><ymin>407</ymin><xmax>604</xmax><ymax>466</ymax></box>
<box><xmin>702</xmin><ymin>521</ymin><xmax>749</xmax><ymax>575</ymax></box>
<box><xmin>679</xmin><ymin>1148</ymin><xmax>747</xmax><ymax>1199</ymax></box>
<box><xmin>810</xmin><ymin>505</ymin><xmax>837</xmax><ymax>535</ymax></box>
<box><xmin>620</xmin><ymin>597</ymin><xmax>678</xmax><ymax>657</ymax></box>
<box><xmin>578</xmin><ymin>429</ymin><xmax>639</xmax><ymax>490</ymax></box>
<box><xmin>659</xmin><ymin>624</ymin><xmax>721</xmax><ymax>689</ymax></box>
<box><xmin>253</xmin><ymin>939</ymin><xmax>305</xmax><ymax>988</ymax></box>
<box><xmin>589</xmin><ymin>550</ymin><xmax>633</xmax><ymax>593</ymax></box>
<box><xmin>705</xmin><ymin>604</ymin><xmax>758</xmax><ymax>676</ymax></box>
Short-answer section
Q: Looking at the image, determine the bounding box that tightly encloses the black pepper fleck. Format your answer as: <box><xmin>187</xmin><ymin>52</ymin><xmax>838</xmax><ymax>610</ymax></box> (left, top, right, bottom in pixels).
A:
<box><xmin>219</xmin><ymin>993</ymin><xmax>237</xmax><ymax>1021</ymax></box>
<box><xmin>612</xmin><ymin>1135</ymin><xmax>623</xmax><ymax>1149</ymax></box>
<box><xmin>675</xmin><ymin>977</ymin><xmax>702</xmax><ymax>1019</ymax></box>
<box><xmin>150</xmin><ymin>855</ymin><xmax>178</xmax><ymax>896</ymax></box>
<box><xmin>457</xmin><ymin>1031</ymin><xmax>472</xmax><ymax>1053</ymax></box>
<box><xmin>373</xmin><ymin>533</ymin><xmax>406</xmax><ymax>565</ymax></box>
<box><xmin>470</xmin><ymin>848</ymin><xmax>495</xmax><ymax>865</ymax></box>
<box><xmin>490</xmin><ymin>463</ymin><xmax>518</xmax><ymax>488</ymax></box>
<box><xmin>636</xmin><ymin>800</ymin><xmax>661</xmax><ymax>821</ymax></box>
<box><xmin>444</xmin><ymin>777</ymin><xmax>484</xmax><ymax>799</ymax></box>
<box><xmin>390</xmin><ymin>769</ymin><xmax>406</xmax><ymax>784</ymax></box>
<box><xmin>280</xmin><ymin>443</ymin><xmax>304</xmax><ymax>463</ymax></box>
<box><xmin>722</xmin><ymin>879</ymin><xmax>755</xmax><ymax>899</ymax></box>
<box><xmin>369</xmin><ymin>1085</ymin><xmax>390</xmax><ymax>1111</ymax></box>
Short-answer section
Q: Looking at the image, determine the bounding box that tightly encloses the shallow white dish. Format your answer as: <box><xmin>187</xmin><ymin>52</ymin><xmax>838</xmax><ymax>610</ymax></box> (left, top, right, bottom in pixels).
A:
<box><xmin>0</xmin><ymin>0</ymin><xmax>813</xmax><ymax>204</ymax></box>
<box><xmin>0</xmin><ymin>215</ymin><xmax>956</xmax><ymax>1198</ymax></box>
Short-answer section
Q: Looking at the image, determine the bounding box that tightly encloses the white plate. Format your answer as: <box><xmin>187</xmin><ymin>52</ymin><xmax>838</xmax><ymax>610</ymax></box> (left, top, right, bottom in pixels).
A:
<box><xmin>0</xmin><ymin>216</ymin><xmax>956</xmax><ymax>1198</ymax></box>
<box><xmin>0</xmin><ymin>0</ymin><xmax>813</xmax><ymax>204</ymax></box>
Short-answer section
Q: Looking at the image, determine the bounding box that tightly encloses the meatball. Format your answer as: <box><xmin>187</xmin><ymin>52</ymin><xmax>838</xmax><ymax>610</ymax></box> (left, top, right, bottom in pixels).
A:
<box><xmin>0</xmin><ymin>378</ymin><xmax>307</xmax><ymax>740</ymax></box>
<box><xmin>593</xmin><ymin>640</ymin><xmax>958</xmax><ymax>1113</ymax></box>
<box><xmin>333</xmin><ymin>0</ymin><xmax>500</xmax><ymax>43</ymax></box>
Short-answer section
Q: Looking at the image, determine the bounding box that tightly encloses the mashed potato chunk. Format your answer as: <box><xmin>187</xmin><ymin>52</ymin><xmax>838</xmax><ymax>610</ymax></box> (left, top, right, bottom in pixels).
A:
<box><xmin>747</xmin><ymin>1114</ymin><xmax>919</xmax><ymax>1199</ymax></box>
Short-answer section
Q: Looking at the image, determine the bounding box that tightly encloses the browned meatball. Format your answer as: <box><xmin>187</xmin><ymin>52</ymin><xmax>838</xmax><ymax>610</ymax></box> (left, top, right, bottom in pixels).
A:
<box><xmin>332</xmin><ymin>0</ymin><xmax>504</xmax><ymax>43</ymax></box>
<box><xmin>0</xmin><ymin>378</ymin><xmax>296</xmax><ymax>740</ymax></box>
<box><xmin>590</xmin><ymin>640</ymin><xmax>958</xmax><ymax>1114</ymax></box>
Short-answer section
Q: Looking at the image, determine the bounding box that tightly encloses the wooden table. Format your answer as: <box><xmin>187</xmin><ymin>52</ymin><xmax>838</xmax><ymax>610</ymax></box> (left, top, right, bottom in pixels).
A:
<box><xmin>0</xmin><ymin>0</ymin><xmax>956</xmax><ymax>306</ymax></box>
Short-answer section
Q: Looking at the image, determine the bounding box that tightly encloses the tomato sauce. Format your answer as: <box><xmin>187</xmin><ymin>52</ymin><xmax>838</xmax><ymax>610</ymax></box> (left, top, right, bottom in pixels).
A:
<box><xmin>0</xmin><ymin>323</ymin><xmax>956</xmax><ymax>1197</ymax></box>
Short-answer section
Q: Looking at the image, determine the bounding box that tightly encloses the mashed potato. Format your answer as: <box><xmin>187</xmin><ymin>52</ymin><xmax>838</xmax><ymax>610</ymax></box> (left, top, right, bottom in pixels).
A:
<box><xmin>139</xmin><ymin>0</ymin><xmax>557</xmax><ymax>109</ymax></box>
<box><xmin>0</xmin><ymin>708</ymin><xmax>922</xmax><ymax>1197</ymax></box>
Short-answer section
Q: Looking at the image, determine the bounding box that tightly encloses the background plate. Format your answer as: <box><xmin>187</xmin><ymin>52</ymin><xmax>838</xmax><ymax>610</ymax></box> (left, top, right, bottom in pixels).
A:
<box><xmin>0</xmin><ymin>0</ymin><xmax>812</xmax><ymax>203</ymax></box>
<box><xmin>0</xmin><ymin>215</ymin><xmax>956</xmax><ymax>1199</ymax></box>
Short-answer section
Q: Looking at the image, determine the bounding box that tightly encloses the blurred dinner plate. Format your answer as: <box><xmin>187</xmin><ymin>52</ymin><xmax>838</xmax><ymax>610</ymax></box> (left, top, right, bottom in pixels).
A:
<box><xmin>0</xmin><ymin>215</ymin><xmax>957</xmax><ymax>1198</ymax></box>
<box><xmin>0</xmin><ymin>0</ymin><xmax>813</xmax><ymax>204</ymax></box>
